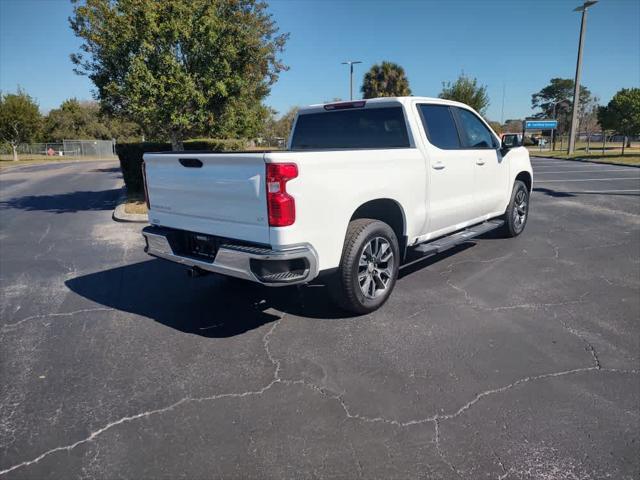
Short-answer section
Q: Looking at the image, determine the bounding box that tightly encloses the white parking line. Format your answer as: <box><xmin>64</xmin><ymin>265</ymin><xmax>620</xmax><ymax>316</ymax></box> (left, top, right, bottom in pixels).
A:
<box><xmin>533</xmin><ymin>163</ymin><xmax>603</xmax><ymax>168</ymax></box>
<box><xmin>535</xmin><ymin>177</ymin><xmax>640</xmax><ymax>183</ymax></box>
<box><xmin>538</xmin><ymin>189</ymin><xmax>640</xmax><ymax>194</ymax></box>
<box><xmin>532</xmin><ymin>161</ymin><xmax>601</xmax><ymax>165</ymax></box>
<box><xmin>534</xmin><ymin>169</ymin><xmax>639</xmax><ymax>174</ymax></box>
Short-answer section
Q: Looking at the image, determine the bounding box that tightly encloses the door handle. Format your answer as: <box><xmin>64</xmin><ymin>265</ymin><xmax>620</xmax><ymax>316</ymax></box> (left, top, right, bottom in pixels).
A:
<box><xmin>179</xmin><ymin>158</ymin><xmax>203</xmax><ymax>168</ymax></box>
<box><xmin>476</xmin><ymin>159</ymin><xmax>485</xmax><ymax>166</ymax></box>
<box><xmin>432</xmin><ymin>161</ymin><xmax>445</xmax><ymax>170</ymax></box>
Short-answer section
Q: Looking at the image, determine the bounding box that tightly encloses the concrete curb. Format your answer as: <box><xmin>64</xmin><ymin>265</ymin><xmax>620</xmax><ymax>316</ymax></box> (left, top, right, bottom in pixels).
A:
<box><xmin>113</xmin><ymin>203</ymin><xmax>148</xmax><ymax>223</ymax></box>
<box><xmin>112</xmin><ymin>192</ymin><xmax>148</xmax><ymax>223</ymax></box>
<box><xmin>531</xmin><ymin>154</ymin><xmax>640</xmax><ymax>169</ymax></box>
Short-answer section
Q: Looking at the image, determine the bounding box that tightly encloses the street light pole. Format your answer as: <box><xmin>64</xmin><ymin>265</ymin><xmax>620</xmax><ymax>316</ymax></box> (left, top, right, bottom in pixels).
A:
<box><xmin>341</xmin><ymin>61</ymin><xmax>362</xmax><ymax>100</ymax></box>
<box><xmin>568</xmin><ymin>1</ymin><xmax>597</xmax><ymax>154</ymax></box>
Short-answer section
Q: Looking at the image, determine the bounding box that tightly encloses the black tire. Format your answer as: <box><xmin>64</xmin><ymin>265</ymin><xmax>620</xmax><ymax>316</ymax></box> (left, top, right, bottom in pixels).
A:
<box><xmin>330</xmin><ymin>219</ymin><xmax>400</xmax><ymax>314</ymax></box>
<box><xmin>501</xmin><ymin>180</ymin><xmax>530</xmax><ymax>237</ymax></box>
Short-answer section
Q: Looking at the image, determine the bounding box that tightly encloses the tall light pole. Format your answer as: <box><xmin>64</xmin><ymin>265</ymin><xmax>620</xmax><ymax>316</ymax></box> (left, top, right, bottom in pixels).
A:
<box><xmin>341</xmin><ymin>60</ymin><xmax>362</xmax><ymax>100</ymax></box>
<box><xmin>568</xmin><ymin>0</ymin><xmax>597</xmax><ymax>154</ymax></box>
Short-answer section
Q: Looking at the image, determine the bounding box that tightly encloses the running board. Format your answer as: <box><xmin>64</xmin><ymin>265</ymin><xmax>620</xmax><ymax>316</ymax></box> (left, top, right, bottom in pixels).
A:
<box><xmin>412</xmin><ymin>219</ymin><xmax>504</xmax><ymax>256</ymax></box>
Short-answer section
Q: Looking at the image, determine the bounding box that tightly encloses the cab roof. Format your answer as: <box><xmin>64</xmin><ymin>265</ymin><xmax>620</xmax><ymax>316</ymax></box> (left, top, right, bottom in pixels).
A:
<box><xmin>299</xmin><ymin>96</ymin><xmax>473</xmax><ymax>115</ymax></box>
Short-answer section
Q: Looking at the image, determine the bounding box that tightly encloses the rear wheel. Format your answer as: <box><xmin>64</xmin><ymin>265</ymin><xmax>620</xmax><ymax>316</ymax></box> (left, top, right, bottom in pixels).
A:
<box><xmin>330</xmin><ymin>219</ymin><xmax>400</xmax><ymax>314</ymax></box>
<box><xmin>501</xmin><ymin>180</ymin><xmax>529</xmax><ymax>237</ymax></box>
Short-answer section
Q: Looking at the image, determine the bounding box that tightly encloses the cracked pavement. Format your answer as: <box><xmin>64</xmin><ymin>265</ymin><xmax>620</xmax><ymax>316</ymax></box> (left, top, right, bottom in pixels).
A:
<box><xmin>1</xmin><ymin>158</ymin><xmax>639</xmax><ymax>479</ymax></box>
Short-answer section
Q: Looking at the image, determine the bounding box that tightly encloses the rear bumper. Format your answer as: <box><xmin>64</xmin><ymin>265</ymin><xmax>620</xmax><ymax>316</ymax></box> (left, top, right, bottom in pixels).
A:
<box><xmin>142</xmin><ymin>226</ymin><xmax>319</xmax><ymax>286</ymax></box>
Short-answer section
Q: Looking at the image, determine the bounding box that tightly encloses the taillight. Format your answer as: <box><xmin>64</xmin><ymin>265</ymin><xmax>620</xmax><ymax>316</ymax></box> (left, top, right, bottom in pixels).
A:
<box><xmin>266</xmin><ymin>163</ymin><xmax>298</xmax><ymax>227</ymax></box>
<box><xmin>141</xmin><ymin>161</ymin><xmax>151</xmax><ymax>209</ymax></box>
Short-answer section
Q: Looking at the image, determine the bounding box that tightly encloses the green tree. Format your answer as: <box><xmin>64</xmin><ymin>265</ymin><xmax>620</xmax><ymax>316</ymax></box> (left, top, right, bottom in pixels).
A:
<box><xmin>504</xmin><ymin>119</ymin><xmax>523</xmax><ymax>133</ymax></box>
<box><xmin>44</xmin><ymin>99</ymin><xmax>142</xmax><ymax>142</ymax></box>
<box><xmin>361</xmin><ymin>62</ymin><xmax>411</xmax><ymax>99</ymax></box>
<box><xmin>0</xmin><ymin>90</ymin><xmax>42</xmax><ymax>161</ymax></box>
<box><xmin>101</xmin><ymin>115</ymin><xmax>144</xmax><ymax>143</ymax></box>
<box><xmin>262</xmin><ymin>106</ymin><xmax>298</xmax><ymax>146</ymax></box>
<box><xmin>274</xmin><ymin>107</ymin><xmax>299</xmax><ymax>141</ymax></box>
<box><xmin>70</xmin><ymin>0</ymin><xmax>288</xmax><ymax>150</ymax></box>
<box><xmin>439</xmin><ymin>74</ymin><xmax>489</xmax><ymax>115</ymax></box>
<box><xmin>598</xmin><ymin>88</ymin><xmax>640</xmax><ymax>155</ymax></box>
<box><xmin>580</xmin><ymin>97</ymin><xmax>600</xmax><ymax>151</ymax></box>
<box><xmin>531</xmin><ymin>78</ymin><xmax>592</xmax><ymax>135</ymax></box>
<box><xmin>45</xmin><ymin>99</ymin><xmax>109</xmax><ymax>140</ymax></box>
<box><xmin>487</xmin><ymin>121</ymin><xmax>503</xmax><ymax>135</ymax></box>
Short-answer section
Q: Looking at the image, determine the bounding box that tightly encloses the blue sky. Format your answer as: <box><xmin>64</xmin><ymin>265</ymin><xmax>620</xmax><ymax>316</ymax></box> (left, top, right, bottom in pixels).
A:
<box><xmin>1</xmin><ymin>0</ymin><xmax>638</xmax><ymax>122</ymax></box>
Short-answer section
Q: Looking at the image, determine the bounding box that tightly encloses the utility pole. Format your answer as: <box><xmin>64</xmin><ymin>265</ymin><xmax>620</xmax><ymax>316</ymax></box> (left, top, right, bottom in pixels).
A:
<box><xmin>341</xmin><ymin>60</ymin><xmax>362</xmax><ymax>100</ymax></box>
<box><xmin>568</xmin><ymin>1</ymin><xmax>597</xmax><ymax>154</ymax></box>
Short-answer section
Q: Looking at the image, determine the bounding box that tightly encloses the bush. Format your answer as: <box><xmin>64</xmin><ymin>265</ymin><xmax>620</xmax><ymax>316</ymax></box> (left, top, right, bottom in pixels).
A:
<box><xmin>116</xmin><ymin>139</ymin><xmax>246</xmax><ymax>194</ymax></box>
<box><xmin>184</xmin><ymin>138</ymin><xmax>246</xmax><ymax>151</ymax></box>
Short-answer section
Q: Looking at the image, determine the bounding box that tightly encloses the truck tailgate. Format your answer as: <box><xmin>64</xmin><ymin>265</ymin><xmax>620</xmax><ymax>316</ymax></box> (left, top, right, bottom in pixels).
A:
<box><xmin>143</xmin><ymin>152</ymin><xmax>270</xmax><ymax>244</ymax></box>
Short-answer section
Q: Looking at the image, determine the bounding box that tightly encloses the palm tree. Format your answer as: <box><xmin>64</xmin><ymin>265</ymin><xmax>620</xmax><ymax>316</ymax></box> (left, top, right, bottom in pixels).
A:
<box><xmin>361</xmin><ymin>62</ymin><xmax>411</xmax><ymax>99</ymax></box>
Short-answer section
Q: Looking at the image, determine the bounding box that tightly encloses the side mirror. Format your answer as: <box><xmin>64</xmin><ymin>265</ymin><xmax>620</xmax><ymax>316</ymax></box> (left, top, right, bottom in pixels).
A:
<box><xmin>502</xmin><ymin>134</ymin><xmax>520</xmax><ymax>149</ymax></box>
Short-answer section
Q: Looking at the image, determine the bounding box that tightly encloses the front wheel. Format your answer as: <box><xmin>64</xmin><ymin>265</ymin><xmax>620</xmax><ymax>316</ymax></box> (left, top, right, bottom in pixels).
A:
<box><xmin>501</xmin><ymin>180</ymin><xmax>530</xmax><ymax>237</ymax></box>
<box><xmin>330</xmin><ymin>219</ymin><xmax>400</xmax><ymax>315</ymax></box>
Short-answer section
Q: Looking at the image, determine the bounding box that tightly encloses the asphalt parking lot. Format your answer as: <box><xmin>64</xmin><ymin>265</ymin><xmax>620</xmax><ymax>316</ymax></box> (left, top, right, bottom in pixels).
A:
<box><xmin>1</xmin><ymin>157</ymin><xmax>638</xmax><ymax>479</ymax></box>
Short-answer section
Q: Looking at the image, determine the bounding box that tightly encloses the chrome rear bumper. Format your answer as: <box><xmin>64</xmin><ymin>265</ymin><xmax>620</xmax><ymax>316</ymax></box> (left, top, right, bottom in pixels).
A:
<box><xmin>142</xmin><ymin>226</ymin><xmax>319</xmax><ymax>286</ymax></box>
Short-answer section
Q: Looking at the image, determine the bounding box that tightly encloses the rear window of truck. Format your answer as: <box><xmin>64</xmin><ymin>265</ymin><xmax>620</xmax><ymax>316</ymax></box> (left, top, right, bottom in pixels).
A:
<box><xmin>290</xmin><ymin>107</ymin><xmax>410</xmax><ymax>150</ymax></box>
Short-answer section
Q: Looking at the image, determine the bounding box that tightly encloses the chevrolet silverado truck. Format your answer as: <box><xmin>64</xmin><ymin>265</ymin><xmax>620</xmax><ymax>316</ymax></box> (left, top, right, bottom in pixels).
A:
<box><xmin>142</xmin><ymin>97</ymin><xmax>532</xmax><ymax>314</ymax></box>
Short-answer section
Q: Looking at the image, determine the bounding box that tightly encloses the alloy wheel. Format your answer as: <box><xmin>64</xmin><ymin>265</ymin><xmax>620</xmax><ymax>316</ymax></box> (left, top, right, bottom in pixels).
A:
<box><xmin>358</xmin><ymin>237</ymin><xmax>394</xmax><ymax>299</ymax></box>
<box><xmin>513</xmin><ymin>188</ymin><xmax>528</xmax><ymax>231</ymax></box>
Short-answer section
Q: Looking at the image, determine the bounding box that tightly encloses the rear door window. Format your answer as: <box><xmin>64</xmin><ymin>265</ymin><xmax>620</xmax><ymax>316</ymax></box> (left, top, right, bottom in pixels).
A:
<box><xmin>418</xmin><ymin>104</ymin><xmax>461</xmax><ymax>149</ymax></box>
<box><xmin>290</xmin><ymin>107</ymin><xmax>410</xmax><ymax>150</ymax></box>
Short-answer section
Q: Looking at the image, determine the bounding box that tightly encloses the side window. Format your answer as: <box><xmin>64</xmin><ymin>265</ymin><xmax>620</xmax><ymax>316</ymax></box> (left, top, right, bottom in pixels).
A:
<box><xmin>455</xmin><ymin>108</ymin><xmax>497</xmax><ymax>149</ymax></box>
<box><xmin>418</xmin><ymin>104</ymin><xmax>461</xmax><ymax>149</ymax></box>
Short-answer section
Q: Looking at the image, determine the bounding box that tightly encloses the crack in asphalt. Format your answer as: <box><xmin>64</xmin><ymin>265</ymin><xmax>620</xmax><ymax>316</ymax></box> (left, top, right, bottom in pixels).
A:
<box><xmin>431</xmin><ymin>237</ymin><xmax>615</xmax><ymax>401</ymax></box>
<box><xmin>0</xmin><ymin>316</ymin><xmax>285</xmax><ymax>477</ymax></box>
<box><xmin>37</xmin><ymin>224</ymin><xmax>51</xmax><ymax>245</ymax></box>
<box><xmin>439</xmin><ymin>254</ymin><xmax>512</xmax><ymax>306</ymax></box>
<box><xmin>434</xmin><ymin>419</ymin><xmax>462</xmax><ymax>478</ymax></box>
<box><xmin>405</xmin><ymin>246</ymin><xmax>593</xmax><ymax>322</ymax></box>
<box><xmin>441</xmin><ymin>254</ymin><xmax>514</xmax><ymax>275</ymax></box>
<box><xmin>1</xmin><ymin>303</ymin><xmax>639</xmax><ymax>478</ymax></box>
<box><xmin>347</xmin><ymin>441</ymin><xmax>364</xmax><ymax>479</ymax></box>
<box><xmin>491</xmin><ymin>449</ymin><xmax>509</xmax><ymax>479</ymax></box>
<box><xmin>0</xmin><ymin>382</ymin><xmax>283</xmax><ymax>477</ymax></box>
<box><xmin>554</xmin><ymin>309</ymin><xmax>602</xmax><ymax>369</ymax></box>
<box><xmin>434</xmin><ymin>251</ymin><xmax>592</xmax><ymax>314</ymax></box>
<box><xmin>487</xmin><ymin>298</ymin><xmax>588</xmax><ymax>311</ymax></box>
<box><xmin>1</xmin><ymin>308</ymin><xmax>115</xmax><ymax>330</ymax></box>
<box><xmin>0</xmin><ymin>232</ymin><xmax>635</xmax><ymax>477</ymax></box>
<box><xmin>497</xmin><ymin>470</ymin><xmax>511</xmax><ymax>480</ymax></box>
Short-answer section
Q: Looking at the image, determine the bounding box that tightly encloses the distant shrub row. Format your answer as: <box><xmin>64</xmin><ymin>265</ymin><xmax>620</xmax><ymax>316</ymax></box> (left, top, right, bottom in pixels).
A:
<box><xmin>116</xmin><ymin>139</ymin><xmax>246</xmax><ymax>194</ymax></box>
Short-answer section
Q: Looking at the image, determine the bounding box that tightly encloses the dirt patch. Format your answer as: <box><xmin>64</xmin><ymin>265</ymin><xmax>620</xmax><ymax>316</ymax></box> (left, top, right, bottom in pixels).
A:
<box><xmin>124</xmin><ymin>196</ymin><xmax>148</xmax><ymax>215</ymax></box>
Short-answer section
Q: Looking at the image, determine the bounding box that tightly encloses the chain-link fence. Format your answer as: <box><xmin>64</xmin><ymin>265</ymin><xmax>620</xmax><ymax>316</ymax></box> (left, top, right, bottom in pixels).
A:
<box><xmin>528</xmin><ymin>132</ymin><xmax>640</xmax><ymax>154</ymax></box>
<box><xmin>1</xmin><ymin>139</ymin><xmax>117</xmax><ymax>161</ymax></box>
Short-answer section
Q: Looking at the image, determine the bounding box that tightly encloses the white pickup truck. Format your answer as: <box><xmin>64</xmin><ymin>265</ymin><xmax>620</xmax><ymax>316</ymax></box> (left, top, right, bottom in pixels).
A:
<box><xmin>142</xmin><ymin>97</ymin><xmax>532</xmax><ymax>313</ymax></box>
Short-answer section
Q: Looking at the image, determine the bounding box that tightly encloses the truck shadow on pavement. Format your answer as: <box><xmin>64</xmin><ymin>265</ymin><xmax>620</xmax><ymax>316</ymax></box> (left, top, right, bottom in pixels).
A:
<box><xmin>532</xmin><ymin>187</ymin><xmax>576</xmax><ymax>198</ymax></box>
<box><xmin>90</xmin><ymin>167</ymin><xmax>121</xmax><ymax>174</ymax></box>
<box><xmin>0</xmin><ymin>188</ymin><xmax>122</xmax><ymax>213</ymax></box>
<box><xmin>66</xmin><ymin>246</ymin><xmax>476</xmax><ymax>337</ymax></box>
<box><xmin>65</xmin><ymin>259</ymin><xmax>346</xmax><ymax>338</ymax></box>
<box><xmin>533</xmin><ymin>187</ymin><xmax>640</xmax><ymax>197</ymax></box>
